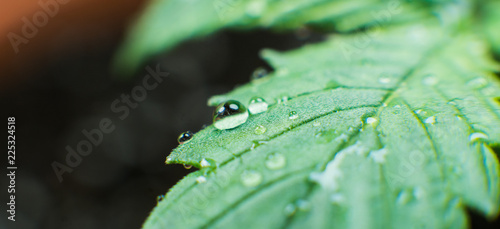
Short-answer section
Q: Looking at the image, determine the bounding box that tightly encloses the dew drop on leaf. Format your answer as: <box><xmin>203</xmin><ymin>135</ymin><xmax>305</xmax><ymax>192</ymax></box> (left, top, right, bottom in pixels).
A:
<box><xmin>183</xmin><ymin>164</ymin><xmax>193</xmax><ymax>169</ymax></box>
<box><xmin>177</xmin><ymin>131</ymin><xmax>194</xmax><ymax>144</ymax></box>
<box><xmin>196</xmin><ymin>176</ymin><xmax>207</xmax><ymax>183</ymax></box>
<box><xmin>265</xmin><ymin>153</ymin><xmax>286</xmax><ymax>170</ymax></box>
<box><xmin>284</xmin><ymin>203</ymin><xmax>296</xmax><ymax>216</ymax></box>
<box><xmin>248</xmin><ymin>97</ymin><xmax>268</xmax><ymax>114</ymax></box>
<box><xmin>366</xmin><ymin>117</ymin><xmax>378</xmax><ymax>124</ymax></box>
<box><xmin>254</xmin><ymin>125</ymin><xmax>267</xmax><ymax>135</ymax></box>
<box><xmin>213</xmin><ymin>100</ymin><xmax>249</xmax><ymax>130</ymax></box>
<box><xmin>467</xmin><ymin>77</ymin><xmax>488</xmax><ymax>89</ymax></box>
<box><xmin>330</xmin><ymin>194</ymin><xmax>345</xmax><ymax>204</ymax></box>
<box><xmin>156</xmin><ymin>195</ymin><xmax>165</xmax><ymax>203</ymax></box>
<box><xmin>251</xmin><ymin>67</ymin><xmax>268</xmax><ymax>80</ymax></box>
<box><xmin>289</xmin><ymin>111</ymin><xmax>299</xmax><ymax>120</ymax></box>
<box><xmin>424</xmin><ymin>116</ymin><xmax>436</xmax><ymax>124</ymax></box>
<box><xmin>240</xmin><ymin>170</ymin><xmax>263</xmax><ymax>187</ymax></box>
<box><xmin>469</xmin><ymin>132</ymin><xmax>488</xmax><ymax>142</ymax></box>
<box><xmin>296</xmin><ymin>199</ymin><xmax>311</xmax><ymax>211</ymax></box>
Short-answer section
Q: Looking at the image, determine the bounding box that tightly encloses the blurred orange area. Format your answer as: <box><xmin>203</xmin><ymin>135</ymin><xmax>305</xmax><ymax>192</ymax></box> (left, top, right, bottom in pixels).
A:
<box><xmin>0</xmin><ymin>0</ymin><xmax>146</xmax><ymax>91</ymax></box>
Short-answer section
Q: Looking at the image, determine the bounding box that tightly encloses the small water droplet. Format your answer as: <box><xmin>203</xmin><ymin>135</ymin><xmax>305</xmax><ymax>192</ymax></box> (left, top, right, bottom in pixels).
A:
<box><xmin>265</xmin><ymin>153</ymin><xmax>286</xmax><ymax>170</ymax></box>
<box><xmin>240</xmin><ymin>170</ymin><xmax>263</xmax><ymax>187</ymax></box>
<box><xmin>248</xmin><ymin>97</ymin><xmax>268</xmax><ymax>114</ymax></box>
<box><xmin>424</xmin><ymin>116</ymin><xmax>436</xmax><ymax>124</ymax></box>
<box><xmin>296</xmin><ymin>199</ymin><xmax>311</xmax><ymax>211</ymax></box>
<box><xmin>289</xmin><ymin>111</ymin><xmax>299</xmax><ymax>120</ymax></box>
<box><xmin>157</xmin><ymin>195</ymin><xmax>165</xmax><ymax>203</ymax></box>
<box><xmin>200</xmin><ymin>159</ymin><xmax>211</xmax><ymax>168</ymax></box>
<box><xmin>165</xmin><ymin>157</ymin><xmax>173</xmax><ymax>164</ymax></box>
<box><xmin>183</xmin><ymin>164</ymin><xmax>193</xmax><ymax>169</ymax></box>
<box><xmin>414</xmin><ymin>109</ymin><xmax>422</xmax><ymax>114</ymax></box>
<box><xmin>393</xmin><ymin>105</ymin><xmax>401</xmax><ymax>109</ymax></box>
<box><xmin>313</xmin><ymin>121</ymin><xmax>321</xmax><ymax>127</ymax></box>
<box><xmin>366</xmin><ymin>117</ymin><xmax>377</xmax><ymax>124</ymax></box>
<box><xmin>379</xmin><ymin>77</ymin><xmax>391</xmax><ymax>84</ymax></box>
<box><xmin>382</xmin><ymin>103</ymin><xmax>388</xmax><ymax>107</ymax></box>
<box><xmin>284</xmin><ymin>203</ymin><xmax>296</xmax><ymax>216</ymax></box>
<box><xmin>413</xmin><ymin>186</ymin><xmax>425</xmax><ymax>199</ymax></box>
<box><xmin>469</xmin><ymin>132</ymin><xmax>488</xmax><ymax>142</ymax></box>
<box><xmin>397</xmin><ymin>190</ymin><xmax>411</xmax><ymax>205</ymax></box>
<box><xmin>467</xmin><ymin>77</ymin><xmax>488</xmax><ymax>89</ymax></box>
<box><xmin>177</xmin><ymin>131</ymin><xmax>194</xmax><ymax>144</ymax></box>
<box><xmin>330</xmin><ymin>194</ymin><xmax>345</xmax><ymax>204</ymax></box>
<box><xmin>254</xmin><ymin>125</ymin><xmax>267</xmax><ymax>135</ymax></box>
<box><xmin>278</xmin><ymin>95</ymin><xmax>290</xmax><ymax>104</ymax></box>
<box><xmin>251</xmin><ymin>67</ymin><xmax>268</xmax><ymax>80</ymax></box>
<box><xmin>196</xmin><ymin>176</ymin><xmax>207</xmax><ymax>183</ymax></box>
<box><xmin>422</xmin><ymin>75</ymin><xmax>438</xmax><ymax>86</ymax></box>
<box><xmin>213</xmin><ymin>100</ymin><xmax>249</xmax><ymax>130</ymax></box>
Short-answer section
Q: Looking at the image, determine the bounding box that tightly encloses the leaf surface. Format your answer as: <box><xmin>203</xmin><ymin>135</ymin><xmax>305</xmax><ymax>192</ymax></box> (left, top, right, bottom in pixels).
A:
<box><xmin>144</xmin><ymin>19</ymin><xmax>500</xmax><ymax>229</ymax></box>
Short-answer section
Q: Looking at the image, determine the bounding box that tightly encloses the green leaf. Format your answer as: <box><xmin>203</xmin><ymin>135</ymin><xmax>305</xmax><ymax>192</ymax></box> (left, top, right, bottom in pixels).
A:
<box><xmin>143</xmin><ymin>17</ymin><xmax>500</xmax><ymax>229</ymax></box>
<box><xmin>113</xmin><ymin>0</ymin><xmax>440</xmax><ymax>76</ymax></box>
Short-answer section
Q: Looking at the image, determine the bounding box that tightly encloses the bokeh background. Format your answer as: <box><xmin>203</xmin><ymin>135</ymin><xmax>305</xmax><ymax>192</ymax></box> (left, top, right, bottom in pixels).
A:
<box><xmin>0</xmin><ymin>1</ymin><xmax>499</xmax><ymax>229</ymax></box>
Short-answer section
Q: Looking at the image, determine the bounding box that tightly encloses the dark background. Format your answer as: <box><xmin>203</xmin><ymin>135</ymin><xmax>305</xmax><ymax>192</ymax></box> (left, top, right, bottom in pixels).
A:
<box><xmin>0</xmin><ymin>1</ymin><xmax>499</xmax><ymax>228</ymax></box>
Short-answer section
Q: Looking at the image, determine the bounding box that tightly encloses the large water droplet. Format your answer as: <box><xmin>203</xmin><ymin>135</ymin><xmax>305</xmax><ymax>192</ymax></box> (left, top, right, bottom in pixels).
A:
<box><xmin>265</xmin><ymin>153</ymin><xmax>286</xmax><ymax>170</ymax></box>
<box><xmin>183</xmin><ymin>164</ymin><xmax>193</xmax><ymax>169</ymax></box>
<box><xmin>157</xmin><ymin>195</ymin><xmax>165</xmax><ymax>203</ymax></box>
<box><xmin>240</xmin><ymin>170</ymin><xmax>263</xmax><ymax>187</ymax></box>
<box><xmin>213</xmin><ymin>100</ymin><xmax>249</xmax><ymax>130</ymax></box>
<box><xmin>251</xmin><ymin>67</ymin><xmax>268</xmax><ymax>80</ymax></box>
<box><xmin>248</xmin><ymin>97</ymin><xmax>268</xmax><ymax>114</ymax></box>
<box><xmin>177</xmin><ymin>131</ymin><xmax>194</xmax><ymax>144</ymax></box>
<box><xmin>254</xmin><ymin>125</ymin><xmax>267</xmax><ymax>135</ymax></box>
<box><xmin>289</xmin><ymin>111</ymin><xmax>299</xmax><ymax>120</ymax></box>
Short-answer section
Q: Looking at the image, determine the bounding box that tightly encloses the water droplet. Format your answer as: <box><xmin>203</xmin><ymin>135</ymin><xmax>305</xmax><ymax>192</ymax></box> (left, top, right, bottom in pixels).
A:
<box><xmin>393</xmin><ymin>105</ymin><xmax>401</xmax><ymax>109</ymax></box>
<box><xmin>196</xmin><ymin>176</ymin><xmax>207</xmax><ymax>183</ymax></box>
<box><xmin>265</xmin><ymin>153</ymin><xmax>286</xmax><ymax>170</ymax></box>
<box><xmin>382</xmin><ymin>103</ymin><xmax>388</xmax><ymax>107</ymax></box>
<box><xmin>278</xmin><ymin>95</ymin><xmax>290</xmax><ymax>104</ymax></box>
<box><xmin>284</xmin><ymin>203</ymin><xmax>296</xmax><ymax>216</ymax></box>
<box><xmin>296</xmin><ymin>199</ymin><xmax>311</xmax><ymax>211</ymax></box>
<box><xmin>240</xmin><ymin>170</ymin><xmax>263</xmax><ymax>187</ymax></box>
<box><xmin>330</xmin><ymin>193</ymin><xmax>345</xmax><ymax>204</ymax></box>
<box><xmin>397</xmin><ymin>190</ymin><xmax>411</xmax><ymax>205</ymax></box>
<box><xmin>165</xmin><ymin>157</ymin><xmax>173</xmax><ymax>164</ymax></box>
<box><xmin>413</xmin><ymin>186</ymin><xmax>425</xmax><ymax>199</ymax></box>
<box><xmin>245</xmin><ymin>1</ymin><xmax>265</xmax><ymax>17</ymax></box>
<box><xmin>379</xmin><ymin>77</ymin><xmax>391</xmax><ymax>84</ymax></box>
<box><xmin>414</xmin><ymin>109</ymin><xmax>423</xmax><ymax>114</ymax></box>
<box><xmin>251</xmin><ymin>67</ymin><xmax>268</xmax><ymax>80</ymax></box>
<box><xmin>248</xmin><ymin>97</ymin><xmax>268</xmax><ymax>114</ymax></box>
<box><xmin>183</xmin><ymin>164</ymin><xmax>193</xmax><ymax>169</ymax></box>
<box><xmin>213</xmin><ymin>100</ymin><xmax>249</xmax><ymax>130</ymax></box>
<box><xmin>254</xmin><ymin>125</ymin><xmax>267</xmax><ymax>135</ymax></box>
<box><xmin>366</xmin><ymin>117</ymin><xmax>377</xmax><ymax>125</ymax></box>
<box><xmin>200</xmin><ymin>159</ymin><xmax>211</xmax><ymax>168</ymax></box>
<box><xmin>177</xmin><ymin>131</ymin><xmax>194</xmax><ymax>144</ymax></box>
<box><xmin>157</xmin><ymin>195</ymin><xmax>165</xmax><ymax>203</ymax></box>
<box><xmin>424</xmin><ymin>116</ymin><xmax>436</xmax><ymax>124</ymax></box>
<box><xmin>313</xmin><ymin>121</ymin><xmax>321</xmax><ymax>127</ymax></box>
<box><xmin>467</xmin><ymin>77</ymin><xmax>488</xmax><ymax>89</ymax></box>
<box><xmin>325</xmin><ymin>80</ymin><xmax>340</xmax><ymax>89</ymax></box>
<box><xmin>422</xmin><ymin>75</ymin><xmax>438</xmax><ymax>86</ymax></box>
<box><xmin>289</xmin><ymin>111</ymin><xmax>299</xmax><ymax>120</ymax></box>
<box><xmin>469</xmin><ymin>132</ymin><xmax>488</xmax><ymax>142</ymax></box>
